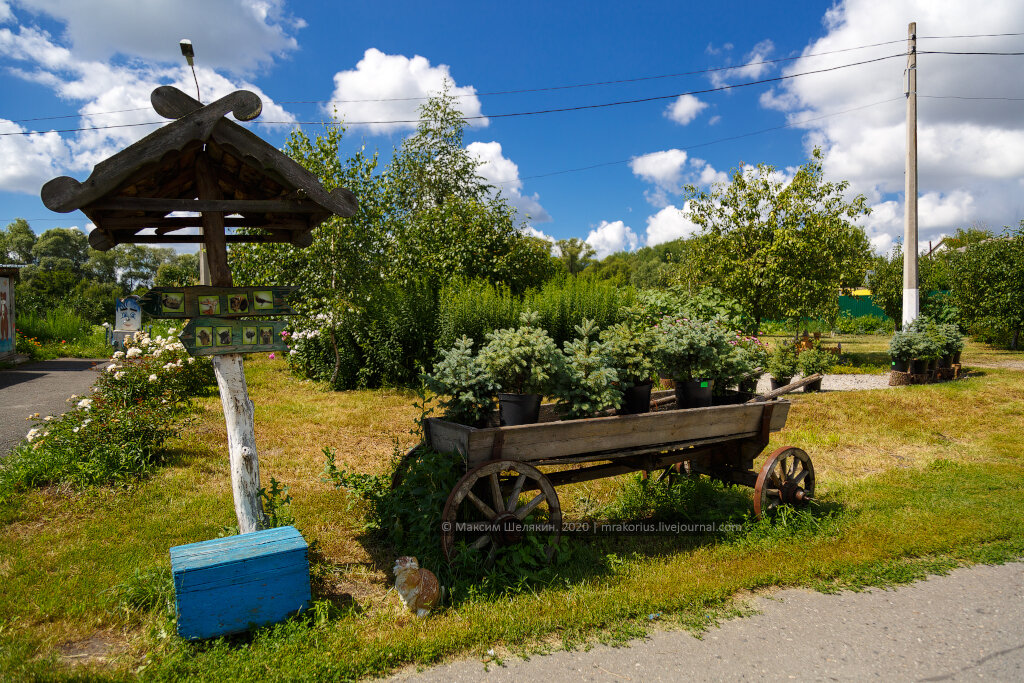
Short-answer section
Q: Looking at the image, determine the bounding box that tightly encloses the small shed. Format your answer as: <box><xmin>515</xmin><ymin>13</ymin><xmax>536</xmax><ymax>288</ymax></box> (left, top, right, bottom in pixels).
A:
<box><xmin>0</xmin><ymin>265</ymin><xmax>23</xmax><ymax>361</ymax></box>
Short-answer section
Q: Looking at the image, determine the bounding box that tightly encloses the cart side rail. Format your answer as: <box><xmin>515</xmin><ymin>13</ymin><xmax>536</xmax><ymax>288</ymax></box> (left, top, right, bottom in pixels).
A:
<box><xmin>426</xmin><ymin>400</ymin><xmax>790</xmax><ymax>467</ymax></box>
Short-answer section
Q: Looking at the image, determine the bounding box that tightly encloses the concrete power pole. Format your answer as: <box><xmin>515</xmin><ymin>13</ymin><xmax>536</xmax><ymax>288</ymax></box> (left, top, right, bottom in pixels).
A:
<box><xmin>902</xmin><ymin>21</ymin><xmax>919</xmax><ymax>328</ymax></box>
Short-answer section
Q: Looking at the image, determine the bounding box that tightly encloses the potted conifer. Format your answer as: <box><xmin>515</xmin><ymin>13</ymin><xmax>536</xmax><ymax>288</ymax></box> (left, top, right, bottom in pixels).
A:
<box><xmin>479</xmin><ymin>311</ymin><xmax>562</xmax><ymax>425</ymax></box>
<box><xmin>598</xmin><ymin>322</ymin><xmax>657</xmax><ymax>414</ymax></box>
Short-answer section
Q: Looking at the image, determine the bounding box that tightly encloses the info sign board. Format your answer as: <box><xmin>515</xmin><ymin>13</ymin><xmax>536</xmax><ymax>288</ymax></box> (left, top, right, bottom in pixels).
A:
<box><xmin>179</xmin><ymin>317</ymin><xmax>289</xmax><ymax>357</ymax></box>
<box><xmin>140</xmin><ymin>287</ymin><xmax>296</xmax><ymax>319</ymax></box>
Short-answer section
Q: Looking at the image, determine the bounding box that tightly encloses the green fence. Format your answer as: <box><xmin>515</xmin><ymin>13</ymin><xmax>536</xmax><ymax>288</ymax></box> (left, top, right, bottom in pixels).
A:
<box><xmin>838</xmin><ymin>295</ymin><xmax>889</xmax><ymax>319</ymax></box>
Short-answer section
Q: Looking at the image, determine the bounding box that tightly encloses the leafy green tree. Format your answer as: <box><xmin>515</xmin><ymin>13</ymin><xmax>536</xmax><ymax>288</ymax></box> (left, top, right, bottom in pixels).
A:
<box><xmin>950</xmin><ymin>222</ymin><xmax>1024</xmax><ymax>348</ymax></box>
<box><xmin>869</xmin><ymin>242</ymin><xmax>955</xmax><ymax>324</ymax></box>
<box><xmin>556</xmin><ymin>237</ymin><xmax>595</xmax><ymax>275</ymax></box>
<box><xmin>116</xmin><ymin>244</ymin><xmax>175</xmax><ymax>291</ymax></box>
<box><xmin>84</xmin><ymin>248</ymin><xmax>119</xmax><ymax>284</ymax></box>
<box><xmin>153</xmin><ymin>252</ymin><xmax>200</xmax><ymax>288</ymax></box>
<box><xmin>31</xmin><ymin>227</ymin><xmax>89</xmax><ymax>273</ymax></box>
<box><xmin>1</xmin><ymin>218</ymin><xmax>37</xmax><ymax>264</ymax></box>
<box><xmin>683</xmin><ymin>149</ymin><xmax>871</xmax><ymax>330</ymax></box>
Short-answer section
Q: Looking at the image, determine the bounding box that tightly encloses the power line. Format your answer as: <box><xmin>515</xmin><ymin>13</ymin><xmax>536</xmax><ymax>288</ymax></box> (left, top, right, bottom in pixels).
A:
<box><xmin>918</xmin><ymin>50</ymin><xmax>1024</xmax><ymax>55</ymax></box>
<box><xmin>0</xmin><ymin>51</ymin><xmax>907</xmax><ymax>137</ymax></box>
<box><xmin>920</xmin><ymin>94</ymin><xmax>1024</xmax><ymax>101</ymax></box>
<box><xmin>502</xmin><ymin>97</ymin><xmax>903</xmax><ymax>185</ymax></box>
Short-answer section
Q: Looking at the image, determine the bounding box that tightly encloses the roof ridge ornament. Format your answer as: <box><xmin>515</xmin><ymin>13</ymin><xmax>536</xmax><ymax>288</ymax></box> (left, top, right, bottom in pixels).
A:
<box><xmin>151</xmin><ymin>86</ymin><xmax>262</xmax><ymax>122</ymax></box>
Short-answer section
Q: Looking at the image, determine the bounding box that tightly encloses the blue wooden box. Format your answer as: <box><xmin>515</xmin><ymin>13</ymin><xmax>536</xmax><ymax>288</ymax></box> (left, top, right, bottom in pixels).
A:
<box><xmin>169</xmin><ymin>526</ymin><xmax>311</xmax><ymax>640</ymax></box>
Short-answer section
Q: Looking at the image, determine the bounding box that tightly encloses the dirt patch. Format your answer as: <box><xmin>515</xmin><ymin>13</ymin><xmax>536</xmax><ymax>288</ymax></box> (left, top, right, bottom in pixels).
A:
<box><xmin>57</xmin><ymin>631</ymin><xmax>127</xmax><ymax>667</ymax></box>
<box><xmin>965</xmin><ymin>360</ymin><xmax>1024</xmax><ymax>371</ymax></box>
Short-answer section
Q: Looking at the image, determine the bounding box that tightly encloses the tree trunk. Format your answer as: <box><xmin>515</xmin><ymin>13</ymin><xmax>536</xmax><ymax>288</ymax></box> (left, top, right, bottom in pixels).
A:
<box><xmin>197</xmin><ymin>152</ymin><xmax>265</xmax><ymax>533</ymax></box>
<box><xmin>213</xmin><ymin>354</ymin><xmax>266</xmax><ymax>532</ymax></box>
<box><xmin>1013</xmin><ymin>327</ymin><xmax>1020</xmax><ymax>351</ymax></box>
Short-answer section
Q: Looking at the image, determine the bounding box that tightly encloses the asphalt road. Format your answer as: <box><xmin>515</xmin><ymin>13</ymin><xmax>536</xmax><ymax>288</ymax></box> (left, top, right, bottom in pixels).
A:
<box><xmin>0</xmin><ymin>358</ymin><xmax>107</xmax><ymax>456</ymax></box>
<box><xmin>391</xmin><ymin>561</ymin><xmax>1024</xmax><ymax>682</ymax></box>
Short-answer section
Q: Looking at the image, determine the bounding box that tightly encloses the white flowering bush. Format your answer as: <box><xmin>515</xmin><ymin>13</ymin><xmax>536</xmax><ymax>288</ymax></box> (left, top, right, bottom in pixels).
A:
<box><xmin>1</xmin><ymin>330</ymin><xmax>215</xmax><ymax>497</ymax></box>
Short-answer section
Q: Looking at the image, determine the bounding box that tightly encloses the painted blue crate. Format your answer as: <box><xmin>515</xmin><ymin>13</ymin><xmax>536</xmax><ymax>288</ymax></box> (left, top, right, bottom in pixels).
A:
<box><xmin>169</xmin><ymin>526</ymin><xmax>310</xmax><ymax>640</ymax></box>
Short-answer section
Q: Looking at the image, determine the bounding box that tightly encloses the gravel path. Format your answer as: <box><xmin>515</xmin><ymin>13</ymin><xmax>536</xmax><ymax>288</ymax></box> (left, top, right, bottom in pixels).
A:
<box><xmin>754</xmin><ymin>372</ymin><xmax>894</xmax><ymax>394</ymax></box>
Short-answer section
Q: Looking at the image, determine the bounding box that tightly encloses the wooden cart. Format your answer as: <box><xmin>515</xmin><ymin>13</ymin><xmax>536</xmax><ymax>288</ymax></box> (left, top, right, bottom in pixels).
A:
<box><xmin>412</xmin><ymin>385</ymin><xmax>816</xmax><ymax>561</ymax></box>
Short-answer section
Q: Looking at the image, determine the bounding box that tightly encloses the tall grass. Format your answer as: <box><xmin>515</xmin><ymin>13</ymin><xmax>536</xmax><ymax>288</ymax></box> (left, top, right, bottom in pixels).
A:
<box><xmin>15</xmin><ymin>305</ymin><xmax>90</xmax><ymax>343</ymax></box>
<box><xmin>436</xmin><ymin>277</ymin><xmax>636</xmax><ymax>351</ymax></box>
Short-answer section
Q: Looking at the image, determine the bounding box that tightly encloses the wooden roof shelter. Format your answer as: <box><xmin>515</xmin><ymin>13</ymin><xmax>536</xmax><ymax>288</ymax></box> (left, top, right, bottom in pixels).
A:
<box><xmin>41</xmin><ymin>85</ymin><xmax>357</xmax><ymax>253</ymax></box>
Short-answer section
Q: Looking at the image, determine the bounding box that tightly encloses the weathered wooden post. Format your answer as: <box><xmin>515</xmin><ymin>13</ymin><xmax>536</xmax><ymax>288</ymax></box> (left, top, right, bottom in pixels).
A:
<box><xmin>41</xmin><ymin>85</ymin><xmax>357</xmax><ymax>532</ymax></box>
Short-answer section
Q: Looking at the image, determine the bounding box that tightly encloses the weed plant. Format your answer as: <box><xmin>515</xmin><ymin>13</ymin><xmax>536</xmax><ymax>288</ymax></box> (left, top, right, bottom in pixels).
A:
<box><xmin>14</xmin><ymin>305</ymin><xmax>89</xmax><ymax>343</ymax></box>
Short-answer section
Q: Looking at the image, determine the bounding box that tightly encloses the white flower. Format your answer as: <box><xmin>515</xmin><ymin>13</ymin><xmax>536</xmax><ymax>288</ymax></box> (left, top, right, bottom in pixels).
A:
<box><xmin>126</xmin><ymin>347</ymin><xmax>142</xmax><ymax>358</ymax></box>
<box><xmin>107</xmin><ymin>364</ymin><xmax>120</xmax><ymax>373</ymax></box>
<box><xmin>148</xmin><ymin>374</ymin><xmax>158</xmax><ymax>382</ymax></box>
<box><xmin>72</xmin><ymin>427</ymin><xmax>80</xmax><ymax>433</ymax></box>
<box><xmin>26</xmin><ymin>428</ymin><xmax>41</xmax><ymax>441</ymax></box>
<box><xmin>43</xmin><ymin>415</ymin><xmax>54</xmax><ymax>421</ymax></box>
<box><xmin>82</xmin><ymin>419</ymin><xmax>91</xmax><ymax>426</ymax></box>
<box><xmin>114</xmin><ymin>372</ymin><xmax>125</xmax><ymax>380</ymax></box>
<box><xmin>112</xmin><ymin>351</ymin><xmax>125</xmax><ymax>359</ymax></box>
<box><xmin>102</xmin><ymin>322</ymin><xmax>110</xmax><ymax>328</ymax></box>
<box><xmin>168</xmin><ymin>327</ymin><xmax>177</xmax><ymax>335</ymax></box>
<box><xmin>77</xmin><ymin>398</ymin><xmax>93</xmax><ymax>410</ymax></box>
<box><xmin>187</xmin><ymin>357</ymin><xmax>195</xmax><ymax>364</ymax></box>
<box><xmin>289</xmin><ymin>349</ymin><xmax>297</xmax><ymax>356</ymax></box>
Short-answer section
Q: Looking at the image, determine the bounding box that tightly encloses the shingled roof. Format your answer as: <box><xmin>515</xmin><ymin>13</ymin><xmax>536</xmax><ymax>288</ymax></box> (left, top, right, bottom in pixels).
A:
<box><xmin>41</xmin><ymin>86</ymin><xmax>357</xmax><ymax>251</ymax></box>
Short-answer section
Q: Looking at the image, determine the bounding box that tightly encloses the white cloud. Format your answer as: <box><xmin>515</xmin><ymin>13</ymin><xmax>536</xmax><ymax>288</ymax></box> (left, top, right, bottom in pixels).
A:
<box><xmin>710</xmin><ymin>39</ymin><xmax>775</xmax><ymax>88</ymax></box>
<box><xmin>644</xmin><ymin>204</ymin><xmax>701</xmax><ymax>246</ymax></box>
<box><xmin>768</xmin><ymin>0</ymin><xmax>1024</xmax><ymax>250</ymax></box>
<box><xmin>520</xmin><ymin>225</ymin><xmax>555</xmax><ymax>246</ymax></box>
<box><xmin>586</xmin><ymin>220</ymin><xmax>639</xmax><ymax>259</ymax></box>
<box><xmin>0</xmin><ymin>2</ymin><xmax>12</xmax><ymax>22</ymax></box>
<box><xmin>328</xmin><ymin>48</ymin><xmax>486</xmax><ymax>135</ymax></box>
<box><xmin>11</xmin><ymin>0</ymin><xmax>303</xmax><ymax>72</ymax></box>
<box><xmin>466</xmin><ymin>141</ymin><xmax>551</xmax><ymax>223</ymax></box>
<box><xmin>664</xmin><ymin>94</ymin><xmax>708</xmax><ymax>125</ymax></box>
<box><xmin>0</xmin><ymin>17</ymin><xmax>295</xmax><ymax>193</ymax></box>
<box><xmin>0</xmin><ymin>120</ymin><xmax>69</xmax><ymax>193</ymax></box>
<box><xmin>630</xmin><ymin>149</ymin><xmax>727</xmax><ymax>206</ymax></box>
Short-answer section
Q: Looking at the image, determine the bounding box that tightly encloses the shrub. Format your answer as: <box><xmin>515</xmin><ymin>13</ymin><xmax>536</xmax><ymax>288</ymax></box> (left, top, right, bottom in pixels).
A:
<box><xmin>798</xmin><ymin>343</ymin><xmax>835</xmax><ymax>376</ymax></box>
<box><xmin>598</xmin><ymin>322</ymin><xmax>657</xmax><ymax>387</ymax></box>
<box><xmin>478</xmin><ymin>311</ymin><xmax>562</xmax><ymax>395</ymax></box>
<box><xmin>766</xmin><ymin>343</ymin><xmax>799</xmax><ymax>380</ymax></box>
<box><xmin>652</xmin><ymin>317</ymin><xmax>732</xmax><ymax>381</ymax></box>
<box><xmin>423</xmin><ymin>336</ymin><xmax>497</xmax><ymax>427</ymax></box>
<box><xmin>719</xmin><ymin>334</ymin><xmax>769</xmax><ymax>388</ymax></box>
<box><xmin>833</xmin><ymin>313</ymin><xmax>895</xmax><ymax>335</ymax></box>
<box><xmin>0</xmin><ymin>330</ymin><xmax>213</xmax><ymax>498</ymax></box>
<box><xmin>555</xmin><ymin>319</ymin><xmax>621</xmax><ymax>419</ymax></box>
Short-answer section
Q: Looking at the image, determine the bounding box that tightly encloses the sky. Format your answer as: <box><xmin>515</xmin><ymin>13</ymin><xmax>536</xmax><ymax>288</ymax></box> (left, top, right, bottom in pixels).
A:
<box><xmin>1</xmin><ymin>0</ymin><xmax>1023</xmax><ymax>259</ymax></box>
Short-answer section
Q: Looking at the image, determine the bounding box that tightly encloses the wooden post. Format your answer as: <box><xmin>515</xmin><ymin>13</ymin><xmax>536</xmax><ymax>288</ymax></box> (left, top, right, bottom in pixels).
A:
<box><xmin>196</xmin><ymin>153</ymin><xmax>266</xmax><ymax>533</ymax></box>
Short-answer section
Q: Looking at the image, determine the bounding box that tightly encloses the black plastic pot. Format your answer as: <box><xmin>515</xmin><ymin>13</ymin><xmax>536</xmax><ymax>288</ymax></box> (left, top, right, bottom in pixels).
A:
<box><xmin>675</xmin><ymin>379</ymin><xmax>714</xmax><ymax>409</ymax></box>
<box><xmin>927</xmin><ymin>358</ymin><xmax>938</xmax><ymax>372</ymax></box>
<box><xmin>497</xmin><ymin>393</ymin><xmax>542</xmax><ymax>426</ymax></box>
<box><xmin>618</xmin><ymin>382</ymin><xmax>653</xmax><ymax>415</ymax></box>
<box><xmin>803</xmin><ymin>378</ymin><xmax>823</xmax><ymax>392</ymax></box>
<box><xmin>952</xmin><ymin>350</ymin><xmax>962</xmax><ymax>364</ymax></box>
<box><xmin>738</xmin><ymin>378</ymin><xmax>758</xmax><ymax>394</ymax></box>
<box><xmin>890</xmin><ymin>357</ymin><xmax>910</xmax><ymax>372</ymax></box>
<box><xmin>910</xmin><ymin>359</ymin><xmax>928</xmax><ymax>374</ymax></box>
<box><xmin>937</xmin><ymin>355</ymin><xmax>953</xmax><ymax>369</ymax></box>
<box><xmin>769</xmin><ymin>376</ymin><xmax>793</xmax><ymax>391</ymax></box>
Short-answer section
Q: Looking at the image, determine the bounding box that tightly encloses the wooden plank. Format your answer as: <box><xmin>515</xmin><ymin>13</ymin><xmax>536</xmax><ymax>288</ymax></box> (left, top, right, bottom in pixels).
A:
<box><xmin>179</xmin><ymin>317</ymin><xmax>288</xmax><ymax>357</ymax></box>
<box><xmin>103</xmin><ymin>233</ymin><xmax>295</xmax><ymax>245</ymax></box>
<box><xmin>92</xmin><ymin>216</ymin><xmax>306</xmax><ymax>231</ymax></box>
<box><xmin>427</xmin><ymin>401</ymin><xmax>790</xmax><ymax>465</ymax></box>
<box><xmin>89</xmin><ymin>198</ymin><xmax>328</xmax><ymax>213</ymax></box>
<box><xmin>140</xmin><ymin>286</ymin><xmax>296</xmax><ymax>319</ymax></box>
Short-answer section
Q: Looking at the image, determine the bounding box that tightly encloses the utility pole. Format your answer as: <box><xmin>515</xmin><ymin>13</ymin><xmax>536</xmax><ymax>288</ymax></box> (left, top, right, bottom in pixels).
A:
<box><xmin>902</xmin><ymin>21</ymin><xmax>919</xmax><ymax>328</ymax></box>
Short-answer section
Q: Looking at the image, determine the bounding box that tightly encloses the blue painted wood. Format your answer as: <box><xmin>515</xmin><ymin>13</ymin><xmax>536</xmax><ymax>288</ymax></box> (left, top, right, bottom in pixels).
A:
<box><xmin>169</xmin><ymin>526</ymin><xmax>310</xmax><ymax>640</ymax></box>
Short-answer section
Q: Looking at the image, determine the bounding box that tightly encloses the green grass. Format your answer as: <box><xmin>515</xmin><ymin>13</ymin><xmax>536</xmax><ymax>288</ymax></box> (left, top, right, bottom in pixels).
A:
<box><xmin>0</xmin><ymin>346</ymin><xmax>1022</xmax><ymax>679</ymax></box>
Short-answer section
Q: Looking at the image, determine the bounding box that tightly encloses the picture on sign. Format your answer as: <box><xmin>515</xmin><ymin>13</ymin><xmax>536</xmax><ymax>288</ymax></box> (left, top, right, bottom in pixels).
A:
<box><xmin>228</xmin><ymin>294</ymin><xmax>250</xmax><ymax>313</ymax></box>
<box><xmin>259</xmin><ymin>326</ymin><xmax>274</xmax><ymax>345</ymax></box>
<box><xmin>216</xmin><ymin>327</ymin><xmax>233</xmax><ymax>346</ymax></box>
<box><xmin>160</xmin><ymin>291</ymin><xmax>184</xmax><ymax>314</ymax></box>
<box><xmin>242</xmin><ymin>326</ymin><xmax>257</xmax><ymax>344</ymax></box>
<box><xmin>253</xmin><ymin>291</ymin><xmax>274</xmax><ymax>310</ymax></box>
<box><xmin>199</xmin><ymin>295</ymin><xmax>221</xmax><ymax>315</ymax></box>
<box><xmin>196</xmin><ymin>327</ymin><xmax>213</xmax><ymax>347</ymax></box>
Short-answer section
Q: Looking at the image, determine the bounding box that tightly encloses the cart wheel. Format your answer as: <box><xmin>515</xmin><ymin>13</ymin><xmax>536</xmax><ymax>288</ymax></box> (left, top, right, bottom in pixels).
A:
<box><xmin>441</xmin><ymin>460</ymin><xmax>561</xmax><ymax>563</ymax></box>
<box><xmin>753</xmin><ymin>446</ymin><xmax>815</xmax><ymax>518</ymax></box>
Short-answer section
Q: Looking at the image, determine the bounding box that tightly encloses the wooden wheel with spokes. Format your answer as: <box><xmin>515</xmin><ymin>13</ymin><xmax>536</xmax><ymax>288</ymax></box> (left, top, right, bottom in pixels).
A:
<box><xmin>753</xmin><ymin>446</ymin><xmax>815</xmax><ymax>518</ymax></box>
<box><xmin>441</xmin><ymin>460</ymin><xmax>561</xmax><ymax>562</ymax></box>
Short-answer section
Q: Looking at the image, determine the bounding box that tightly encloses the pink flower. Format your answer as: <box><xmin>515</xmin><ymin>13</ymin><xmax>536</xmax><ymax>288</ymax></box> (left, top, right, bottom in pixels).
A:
<box><xmin>268</xmin><ymin>353</ymin><xmax>276</xmax><ymax>360</ymax></box>
<box><xmin>281</xmin><ymin>331</ymin><xmax>291</xmax><ymax>338</ymax></box>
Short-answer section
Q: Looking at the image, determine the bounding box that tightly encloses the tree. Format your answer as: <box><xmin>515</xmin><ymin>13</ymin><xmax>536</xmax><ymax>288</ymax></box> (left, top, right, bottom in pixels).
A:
<box><xmin>683</xmin><ymin>149</ymin><xmax>871</xmax><ymax>330</ymax></box>
<box><xmin>950</xmin><ymin>222</ymin><xmax>1024</xmax><ymax>348</ymax></box>
<box><xmin>1</xmin><ymin>218</ymin><xmax>37</xmax><ymax>264</ymax></box>
<box><xmin>116</xmin><ymin>244</ymin><xmax>175</xmax><ymax>291</ymax></box>
<box><xmin>869</xmin><ymin>242</ymin><xmax>955</xmax><ymax>324</ymax></box>
<box><xmin>556</xmin><ymin>237</ymin><xmax>595</xmax><ymax>275</ymax></box>
<box><xmin>153</xmin><ymin>252</ymin><xmax>200</xmax><ymax>287</ymax></box>
<box><xmin>31</xmin><ymin>227</ymin><xmax>89</xmax><ymax>273</ymax></box>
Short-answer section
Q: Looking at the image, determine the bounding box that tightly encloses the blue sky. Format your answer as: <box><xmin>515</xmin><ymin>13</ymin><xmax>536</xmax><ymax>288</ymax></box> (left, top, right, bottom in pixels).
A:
<box><xmin>2</xmin><ymin>0</ymin><xmax>1023</xmax><ymax>258</ymax></box>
